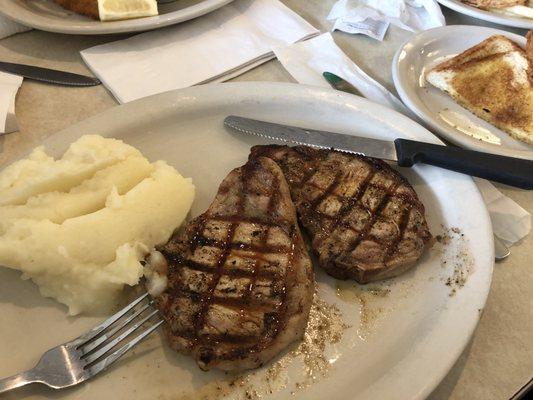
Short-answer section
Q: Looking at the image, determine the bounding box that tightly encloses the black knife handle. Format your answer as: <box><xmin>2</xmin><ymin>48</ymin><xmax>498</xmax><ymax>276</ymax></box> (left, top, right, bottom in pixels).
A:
<box><xmin>394</xmin><ymin>138</ymin><xmax>533</xmax><ymax>190</ymax></box>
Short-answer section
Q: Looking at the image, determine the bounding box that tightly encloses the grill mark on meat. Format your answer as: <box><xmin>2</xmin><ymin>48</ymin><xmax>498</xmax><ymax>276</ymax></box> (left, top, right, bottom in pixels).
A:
<box><xmin>159</xmin><ymin>253</ymin><xmax>261</xmax><ymax>278</ymax></box>
<box><xmin>163</xmin><ymin>231</ymin><xmax>292</xmax><ymax>254</ymax></box>
<box><xmin>250</xmin><ymin>145</ymin><xmax>433</xmax><ymax>283</ymax></box>
<box><xmin>337</xmin><ymin>181</ymin><xmax>401</xmax><ymax>265</ymax></box>
<box><xmin>298</xmin><ymin>148</ymin><xmax>330</xmax><ymax>187</ymax></box>
<box><xmin>383</xmin><ymin>204</ymin><xmax>413</xmax><ymax>262</ymax></box>
<box><xmin>242</xmin><ymin>173</ymin><xmax>280</xmax><ymax>303</ymax></box>
<box><xmin>267</xmin><ymin>225</ymin><xmax>294</xmax><ymax>340</ymax></box>
<box><xmin>191</xmin><ymin>164</ymin><xmax>250</xmax><ymax>336</ymax></box>
<box><xmin>166</xmin><ymin>289</ymin><xmax>280</xmax><ymax>313</ymax></box>
<box><xmin>189</xmin><ymin>216</ymin><xmax>208</xmax><ymax>253</ymax></box>
<box><xmin>209</xmin><ymin>215</ymin><xmax>291</xmax><ymax>227</ymax></box>
<box><xmin>211</xmin><ymin>297</ymin><xmax>280</xmax><ymax>312</ymax></box>
<box><xmin>309</xmin><ymin>165</ymin><xmax>375</xmax><ymax>249</ymax></box>
<box><xmin>302</xmin><ymin>169</ymin><xmax>344</xmax><ymax>225</ymax></box>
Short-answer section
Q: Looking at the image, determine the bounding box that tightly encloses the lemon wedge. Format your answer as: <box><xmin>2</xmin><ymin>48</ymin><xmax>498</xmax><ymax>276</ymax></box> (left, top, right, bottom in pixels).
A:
<box><xmin>98</xmin><ymin>0</ymin><xmax>158</xmax><ymax>21</ymax></box>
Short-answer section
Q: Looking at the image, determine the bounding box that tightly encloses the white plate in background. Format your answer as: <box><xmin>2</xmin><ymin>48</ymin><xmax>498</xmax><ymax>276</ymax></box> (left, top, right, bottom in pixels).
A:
<box><xmin>438</xmin><ymin>0</ymin><xmax>533</xmax><ymax>29</ymax></box>
<box><xmin>392</xmin><ymin>25</ymin><xmax>532</xmax><ymax>160</ymax></box>
<box><xmin>0</xmin><ymin>0</ymin><xmax>235</xmax><ymax>35</ymax></box>
<box><xmin>0</xmin><ymin>83</ymin><xmax>493</xmax><ymax>400</ymax></box>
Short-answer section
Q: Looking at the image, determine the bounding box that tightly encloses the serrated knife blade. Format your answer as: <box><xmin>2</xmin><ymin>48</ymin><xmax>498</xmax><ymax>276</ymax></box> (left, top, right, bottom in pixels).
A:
<box><xmin>0</xmin><ymin>61</ymin><xmax>101</xmax><ymax>87</ymax></box>
<box><xmin>223</xmin><ymin>115</ymin><xmax>533</xmax><ymax>190</ymax></box>
<box><xmin>224</xmin><ymin>115</ymin><xmax>398</xmax><ymax>161</ymax></box>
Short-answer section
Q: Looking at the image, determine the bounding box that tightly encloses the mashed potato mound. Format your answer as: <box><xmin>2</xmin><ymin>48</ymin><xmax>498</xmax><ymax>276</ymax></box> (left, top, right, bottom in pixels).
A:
<box><xmin>0</xmin><ymin>156</ymin><xmax>153</xmax><ymax>223</ymax></box>
<box><xmin>0</xmin><ymin>135</ymin><xmax>143</xmax><ymax>206</ymax></box>
<box><xmin>0</xmin><ymin>135</ymin><xmax>195</xmax><ymax>315</ymax></box>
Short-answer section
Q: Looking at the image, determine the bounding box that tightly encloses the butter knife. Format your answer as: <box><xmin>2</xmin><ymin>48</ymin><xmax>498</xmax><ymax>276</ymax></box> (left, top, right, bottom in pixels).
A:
<box><xmin>0</xmin><ymin>61</ymin><xmax>101</xmax><ymax>87</ymax></box>
<box><xmin>224</xmin><ymin>116</ymin><xmax>533</xmax><ymax>190</ymax></box>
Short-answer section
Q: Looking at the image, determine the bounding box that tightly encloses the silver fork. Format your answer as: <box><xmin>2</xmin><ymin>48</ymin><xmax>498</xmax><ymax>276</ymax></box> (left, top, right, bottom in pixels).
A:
<box><xmin>0</xmin><ymin>293</ymin><xmax>163</xmax><ymax>394</ymax></box>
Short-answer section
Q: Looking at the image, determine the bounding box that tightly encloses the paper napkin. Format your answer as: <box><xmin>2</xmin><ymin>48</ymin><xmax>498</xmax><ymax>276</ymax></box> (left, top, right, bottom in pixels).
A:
<box><xmin>81</xmin><ymin>0</ymin><xmax>319</xmax><ymax>104</ymax></box>
<box><xmin>275</xmin><ymin>33</ymin><xmax>530</xmax><ymax>246</ymax></box>
<box><xmin>273</xmin><ymin>33</ymin><xmax>415</xmax><ymax>118</ymax></box>
<box><xmin>0</xmin><ymin>17</ymin><xmax>30</xmax><ymax>134</ymax></box>
<box><xmin>0</xmin><ymin>71</ymin><xmax>23</xmax><ymax>135</ymax></box>
<box><xmin>474</xmin><ymin>178</ymin><xmax>531</xmax><ymax>246</ymax></box>
<box><xmin>0</xmin><ymin>16</ymin><xmax>31</xmax><ymax>40</ymax></box>
<box><xmin>327</xmin><ymin>0</ymin><xmax>445</xmax><ymax>40</ymax></box>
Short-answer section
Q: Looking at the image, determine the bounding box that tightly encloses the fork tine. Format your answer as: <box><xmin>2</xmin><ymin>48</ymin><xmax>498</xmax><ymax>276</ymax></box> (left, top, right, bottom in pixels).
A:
<box><xmin>74</xmin><ymin>293</ymin><xmax>150</xmax><ymax>347</ymax></box>
<box><xmin>82</xmin><ymin>309</ymin><xmax>160</xmax><ymax>364</ymax></box>
<box><xmin>85</xmin><ymin>319</ymin><xmax>164</xmax><ymax>378</ymax></box>
<box><xmin>80</xmin><ymin>301</ymin><xmax>154</xmax><ymax>354</ymax></box>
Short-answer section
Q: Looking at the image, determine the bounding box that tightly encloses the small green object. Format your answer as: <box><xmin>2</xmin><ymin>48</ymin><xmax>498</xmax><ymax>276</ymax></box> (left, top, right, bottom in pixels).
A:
<box><xmin>323</xmin><ymin>71</ymin><xmax>343</xmax><ymax>87</ymax></box>
<box><xmin>322</xmin><ymin>71</ymin><xmax>361</xmax><ymax>96</ymax></box>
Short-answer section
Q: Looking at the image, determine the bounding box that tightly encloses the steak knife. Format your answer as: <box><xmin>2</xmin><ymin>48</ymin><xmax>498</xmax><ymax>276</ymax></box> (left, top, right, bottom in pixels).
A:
<box><xmin>224</xmin><ymin>116</ymin><xmax>533</xmax><ymax>190</ymax></box>
<box><xmin>0</xmin><ymin>61</ymin><xmax>101</xmax><ymax>87</ymax></box>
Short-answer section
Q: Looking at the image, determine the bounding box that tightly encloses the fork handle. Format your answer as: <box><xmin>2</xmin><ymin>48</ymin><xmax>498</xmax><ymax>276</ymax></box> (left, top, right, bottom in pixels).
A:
<box><xmin>0</xmin><ymin>371</ymin><xmax>35</xmax><ymax>394</ymax></box>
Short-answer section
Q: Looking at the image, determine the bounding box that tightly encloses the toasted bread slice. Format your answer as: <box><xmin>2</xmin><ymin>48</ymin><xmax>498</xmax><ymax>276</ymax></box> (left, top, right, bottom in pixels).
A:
<box><xmin>462</xmin><ymin>0</ymin><xmax>525</xmax><ymax>9</ymax></box>
<box><xmin>426</xmin><ymin>35</ymin><xmax>533</xmax><ymax>146</ymax></box>
<box><xmin>527</xmin><ymin>31</ymin><xmax>533</xmax><ymax>81</ymax></box>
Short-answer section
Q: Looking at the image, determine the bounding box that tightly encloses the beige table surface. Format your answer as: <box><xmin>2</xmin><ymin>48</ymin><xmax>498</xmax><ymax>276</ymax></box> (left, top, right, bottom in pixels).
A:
<box><xmin>0</xmin><ymin>2</ymin><xmax>532</xmax><ymax>399</ymax></box>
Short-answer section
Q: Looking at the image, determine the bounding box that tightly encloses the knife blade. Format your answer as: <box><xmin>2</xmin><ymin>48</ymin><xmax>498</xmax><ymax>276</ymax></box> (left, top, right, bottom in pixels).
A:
<box><xmin>225</xmin><ymin>114</ymin><xmax>398</xmax><ymax>161</ymax></box>
<box><xmin>224</xmin><ymin>115</ymin><xmax>533</xmax><ymax>190</ymax></box>
<box><xmin>0</xmin><ymin>61</ymin><xmax>101</xmax><ymax>87</ymax></box>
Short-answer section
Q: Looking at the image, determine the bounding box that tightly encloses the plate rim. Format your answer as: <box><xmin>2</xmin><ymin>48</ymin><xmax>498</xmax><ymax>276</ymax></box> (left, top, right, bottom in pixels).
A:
<box><xmin>392</xmin><ymin>24</ymin><xmax>533</xmax><ymax>160</ymax></box>
<box><xmin>0</xmin><ymin>82</ymin><xmax>495</xmax><ymax>400</ymax></box>
<box><xmin>437</xmin><ymin>0</ymin><xmax>533</xmax><ymax>29</ymax></box>
<box><xmin>0</xmin><ymin>0</ymin><xmax>235</xmax><ymax>35</ymax></box>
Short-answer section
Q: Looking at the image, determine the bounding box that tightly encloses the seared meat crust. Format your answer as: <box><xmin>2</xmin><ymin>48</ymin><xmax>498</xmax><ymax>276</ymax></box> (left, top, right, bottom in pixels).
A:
<box><xmin>155</xmin><ymin>157</ymin><xmax>314</xmax><ymax>371</ymax></box>
<box><xmin>250</xmin><ymin>145</ymin><xmax>433</xmax><ymax>283</ymax></box>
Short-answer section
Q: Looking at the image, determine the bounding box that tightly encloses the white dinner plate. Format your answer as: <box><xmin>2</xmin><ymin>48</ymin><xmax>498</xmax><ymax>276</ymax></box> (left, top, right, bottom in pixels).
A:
<box><xmin>438</xmin><ymin>0</ymin><xmax>533</xmax><ymax>29</ymax></box>
<box><xmin>0</xmin><ymin>83</ymin><xmax>494</xmax><ymax>400</ymax></box>
<box><xmin>0</xmin><ymin>0</ymin><xmax>235</xmax><ymax>35</ymax></box>
<box><xmin>392</xmin><ymin>25</ymin><xmax>533</xmax><ymax>160</ymax></box>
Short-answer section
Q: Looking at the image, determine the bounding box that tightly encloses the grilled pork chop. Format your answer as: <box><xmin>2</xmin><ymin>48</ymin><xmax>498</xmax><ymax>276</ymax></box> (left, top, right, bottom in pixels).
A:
<box><xmin>250</xmin><ymin>145</ymin><xmax>433</xmax><ymax>283</ymax></box>
<box><xmin>153</xmin><ymin>157</ymin><xmax>314</xmax><ymax>371</ymax></box>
